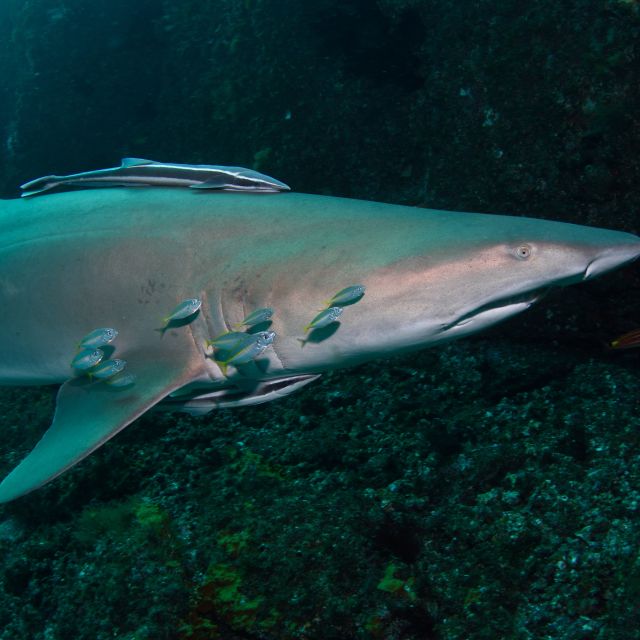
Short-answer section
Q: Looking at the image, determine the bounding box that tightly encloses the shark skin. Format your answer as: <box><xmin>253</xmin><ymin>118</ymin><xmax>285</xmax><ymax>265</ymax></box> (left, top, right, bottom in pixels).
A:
<box><xmin>0</xmin><ymin>187</ymin><xmax>639</xmax><ymax>502</ymax></box>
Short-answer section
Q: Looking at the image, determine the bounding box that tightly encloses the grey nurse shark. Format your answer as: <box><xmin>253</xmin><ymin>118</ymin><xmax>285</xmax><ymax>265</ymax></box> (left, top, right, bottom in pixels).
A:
<box><xmin>0</xmin><ymin>163</ymin><xmax>639</xmax><ymax>502</ymax></box>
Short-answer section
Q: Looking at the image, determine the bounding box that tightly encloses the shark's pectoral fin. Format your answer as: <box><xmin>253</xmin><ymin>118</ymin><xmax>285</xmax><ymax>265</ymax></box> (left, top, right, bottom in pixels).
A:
<box><xmin>0</xmin><ymin>358</ymin><xmax>202</xmax><ymax>503</ymax></box>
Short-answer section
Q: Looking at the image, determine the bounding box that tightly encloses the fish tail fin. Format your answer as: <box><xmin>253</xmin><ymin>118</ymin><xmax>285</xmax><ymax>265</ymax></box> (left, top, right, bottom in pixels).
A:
<box><xmin>217</xmin><ymin>360</ymin><xmax>229</xmax><ymax>376</ymax></box>
<box><xmin>20</xmin><ymin>176</ymin><xmax>58</xmax><ymax>198</ymax></box>
<box><xmin>155</xmin><ymin>315</ymin><xmax>171</xmax><ymax>333</ymax></box>
<box><xmin>609</xmin><ymin>328</ymin><xmax>640</xmax><ymax>349</ymax></box>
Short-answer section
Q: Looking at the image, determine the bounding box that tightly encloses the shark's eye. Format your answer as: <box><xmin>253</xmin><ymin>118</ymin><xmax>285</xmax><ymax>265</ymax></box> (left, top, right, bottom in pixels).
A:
<box><xmin>515</xmin><ymin>244</ymin><xmax>532</xmax><ymax>260</ymax></box>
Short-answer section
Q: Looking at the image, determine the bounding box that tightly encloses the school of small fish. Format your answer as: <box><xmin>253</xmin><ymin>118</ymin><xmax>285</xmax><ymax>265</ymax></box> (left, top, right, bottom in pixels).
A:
<box><xmin>303</xmin><ymin>284</ymin><xmax>365</xmax><ymax>333</ymax></box>
<box><xmin>68</xmin><ymin>289</ymin><xmax>364</xmax><ymax>383</ymax></box>
<box><xmin>70</xmin><ymin>327</ymin><xmax>131</xmax><ymax>386</ymax></box>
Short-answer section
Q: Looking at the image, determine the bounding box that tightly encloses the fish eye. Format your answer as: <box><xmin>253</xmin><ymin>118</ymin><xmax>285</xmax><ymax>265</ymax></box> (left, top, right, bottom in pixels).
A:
<box><xmin>514</xmin><ymin>244</ymin><xmax>532</xmax><ymax>260</ymax></box>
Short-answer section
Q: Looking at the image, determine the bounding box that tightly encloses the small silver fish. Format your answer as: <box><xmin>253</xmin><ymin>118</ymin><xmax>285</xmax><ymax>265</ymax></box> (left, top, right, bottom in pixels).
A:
<box><xmin>78</xmin><ymin>327</ymin><xmax>119</xmax><ymax>349</ymax></box>
<box><xmin>232</xmin><ymin>307</ymin><xmax>274</xmax><ymax>329</ymax></box>
<box><xmin>254</xmin><ymin>330</ymin><xmax>276</xmax><ymax>348</ymax></box>
<box><xmin>105</xmin><ymin>371</ymin><xmax>136</xmax><ymax>388</ymax></box>
<box><xmin>161</xmin><ymin>297</ymin><xmax>202</xmax><ymax>328</ymax></box>
<box><xmin>20</xmin><ymin>158</ymin><xmax>291</xmax><ymax>197</ymax></box>
<box><xmin>71</xmin><ymin>348</ymin><xmax>104</xmax><ymax>371</ymax></box>
<box><xmin>303</xmin><ymin>307</ymin><xmax>343</xmax><ymax>333</ymax></box>
<box><xmin>212</xmin><ymin>330</ymin><xmax>275</xmax><ymax>354</ymax></box>
<box><xmin>324</xmin><ymin>285</ymin><xmax>366</xmax><ymax>307</ymax></box>
<box><xmin>89</xmin><ymin>358</ymin><xmax>127</xmax><ymax>380</ymax></box>
<box><xmin>216</xmin><ymin>331</ymin><xmax>276</xmax><ymax>375</ymax></box>
<box><xmin>205</xmin><ymin>331</ymin><xmax>248</xmax><ymax>351</ymax></box>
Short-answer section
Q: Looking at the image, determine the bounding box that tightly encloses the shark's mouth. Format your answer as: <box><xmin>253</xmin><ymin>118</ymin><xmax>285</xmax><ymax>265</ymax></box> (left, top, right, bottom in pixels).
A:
<box><xmin>446</xmin><ymin>289</ymin><xmax>546</xmax><ymax>332</ymax></box>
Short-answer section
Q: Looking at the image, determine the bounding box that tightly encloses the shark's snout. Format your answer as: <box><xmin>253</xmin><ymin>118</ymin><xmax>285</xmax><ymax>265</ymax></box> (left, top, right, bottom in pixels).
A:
<box><xmin>583</xmin><ymin>238</ymin><xmax>640</xmax><ymax>280</ymax></box>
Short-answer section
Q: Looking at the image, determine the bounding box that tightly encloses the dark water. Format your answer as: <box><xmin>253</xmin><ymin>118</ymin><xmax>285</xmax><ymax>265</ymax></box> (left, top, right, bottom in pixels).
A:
<box><xmin>1</xmin><ymin>1</ymin><xmax>640</xmax><ymax>639</ymax></box>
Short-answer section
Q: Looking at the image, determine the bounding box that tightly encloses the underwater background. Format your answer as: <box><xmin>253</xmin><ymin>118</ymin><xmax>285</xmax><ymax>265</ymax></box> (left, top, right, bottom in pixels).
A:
<box><xmin>1</xmin><ymin>1</ymin><xmax>640</xmax><ymax>638</ymax></box>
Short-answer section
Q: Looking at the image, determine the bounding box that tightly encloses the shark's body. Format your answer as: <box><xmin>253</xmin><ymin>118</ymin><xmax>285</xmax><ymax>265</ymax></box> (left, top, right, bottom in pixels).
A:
<box><xmin>0</xmin><ymin>187</ymin><xmax>638</xmax><ymax>502</ymax></box>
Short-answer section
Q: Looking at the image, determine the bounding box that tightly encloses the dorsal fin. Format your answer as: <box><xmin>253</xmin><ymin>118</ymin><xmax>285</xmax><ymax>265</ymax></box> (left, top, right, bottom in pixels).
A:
<box><xmin>120</xmin><ymin>157</ymin><xmax>155</xmax><ymax>168</ymax></box>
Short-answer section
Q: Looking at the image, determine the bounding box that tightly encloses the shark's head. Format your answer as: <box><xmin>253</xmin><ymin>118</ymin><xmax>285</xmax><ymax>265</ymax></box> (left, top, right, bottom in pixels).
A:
<box><xmin>272</xmin><ymin>209</ymin><xmax>640</xmax><ymax>371</ymax></box>
<box><xmin>382</xmin><ymin>214</ymin><xmax>640</xmax><ymax>345</ymax></box>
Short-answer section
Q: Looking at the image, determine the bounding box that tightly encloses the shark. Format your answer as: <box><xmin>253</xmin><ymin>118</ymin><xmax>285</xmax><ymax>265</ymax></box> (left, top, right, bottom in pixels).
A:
<box><xmin>0</xmin><ymin>184</ymin><xmax>639</xmax><ymax>502</ymax></box>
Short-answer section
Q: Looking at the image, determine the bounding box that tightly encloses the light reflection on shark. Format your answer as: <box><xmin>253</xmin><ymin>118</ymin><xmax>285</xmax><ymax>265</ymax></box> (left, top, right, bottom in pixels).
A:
<box><xmin>0</xmin><ymin>186</ymin><xmax>638</xmax><ymax>502</ymax></box>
